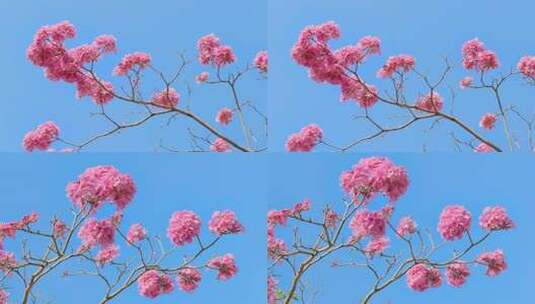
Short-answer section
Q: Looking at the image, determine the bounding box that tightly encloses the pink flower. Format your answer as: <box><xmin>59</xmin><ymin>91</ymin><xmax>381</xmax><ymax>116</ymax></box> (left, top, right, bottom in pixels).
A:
<box><xmin>23</xmin><ymin>121</ymin><xmax>60</xmax><ymax>152</ymax></box>
<box><xmin>53</xmin><ymin>219</ymin><xmax>68</xmax><ymax>238</ymax></box>
<box><xmin>0</xmin><ymin>250</ymin><xmax>16</xmax><ymax>273</ymax></box>
<box><xmin>324</xmin><ymin>209</ymin><xmax>338</xmax><ymax>228</ymax></box>
<box><xmin>459</xmin><ymin>76</ymin><xmax>473</xmax><ymax>89</ymax></box>
<box><xmin>517</xmin><ymin>56</ymin><xmax>535</xmax><ymax>78</ymax></box>
<box><xmin>350</xmin><ymin>210</ymin><xmax>386</xmax><ymax>240</ymax></box>
<box><xmin>0</xmin><ymin>289</ymin><xmax>8</xmax><ymax>304</ymax></box>
<box><xmin>93</xmin><ymin>34</ymin><xmax>117</xmax><ymax>53</ymax></box>
<box><xmin>415</xmin><ymin>92</ymin><xmax>443</xmax><ymax>112</ymax></box>
<box><xmin>66</xmin><ymin>165</ymin><xmax>136</xmax><ymax>211</ymax></box>
<box><xmin>268</xmin><ymin>275</ymin><xmax>278</xmax><ymax>304</ymax></box>
<box><xmin>207</xmin><ymin>254</ymin><xmax>238</xmax><ymax>280</ymax></box>
<box><xmin>210</xmin><ymin>138</ymin><xmax>231</xmax><ymax>152</ymax></box>
<box><xmin>340</xmin><ymin>156</ymin><xmax>409</xmax><ymax>203</ymax></box>
<box><xmin>196</xmin><ymin>72</ymin><xmax>209</xmax><ymax>83</ymax></box>
<box><xmin>377</xmin><ymin>54</ymin><xmax>415</xmax><ymax>78</ymax></box>
<box><xmin>197</xmin><ymin>34</ymin><xmax>236</xmax><ymax>67</ymax></box>
<box><xmin>366</xmin><ymin>237</ymin><xmax>389</xmax><ymax>256</ymax></box>
<box><xmin>406</xmin><ymin>263</ymin><xmax>441</xmax><ymax>291</ymax></box>
<box><xmin>357</xmin><ymin>36</ymin><xmax>381</xmax><ymax>55</ymax></box>
<box><xmin>462</xmin><ymin>38</ymin><xmax>499</xmax><ymax>71</ymax></box>
<box><xmin>216</xmin><ymin>108</ymin><xmax>233</xmax><ymax>125</ymax></box>
<box><xmin>167</xmin><ymin>211</ymin><xmax>201</xmax><ymax>246</ymax></box>
<box><xmin>95</xmin><ymin>244</ymin><xmax>119</xmax><ymax>266</ymax></box>
<box><xmin>474</xmin><ymin>142</ymin><xmax>495</xmax><ymax>153</ymax></box>
<box><xmin>177</xmin><ymin>268</ymin><xmax>202</xmax><ymax>292</ymax></box>
<box><xmin>267</xmin><ymin>209</ymin><xmax>292</xmax><ymax>226</ymax></box>
<box><xmin>478</xmin><ymin>250</ymin><xmax>507</xmax><ymax>276</ymax></box>
<box><xmin>437</xmin><ymin>205</ymin><xmax>471</xmax><ymax>241</ymax></box>
<box><xmin>208</xmin><ymin>210</ymin><xmax>244</xmax><ymax>236</ymax></box>
<box><xmin>285</xmin><ymin>124</ymin><xmax>323</xmax><ymax>152</ymax></box>
<box><xmin>479</xmin><ymin>206</ymin><xmax>514</xmax><ymax>231</ymax></box>
<box><xmin>113</xmin><ymin>52</ymin><xmax>151</xmax><ymax>76</ymax></box>
<box><xmin>291</xmin><ymin>199</ymin><xmax>311</xmax><ymax>215</ymax></box>
<box><xmin>78</xmin><ymin>218</ymin><xmax>116</xmax><ymax>248</ymax></box>
<box><xmin>446</xmin><ymin>262</ymin><xmax>470</xmax><ymax>287</ymax></box>
<box><xmin>151</xmin><ymin>88</ymin><xmax>179</xmax><ymax>109</ymax></box>
<box><xmin>268</xmin><ymin>236</ymin><xmax>287</xmax><ymax>260</ymax></box>
<box><xmin>340</xmin><ymin>80</ymin><xmax>379</xmax><ymax>107</ymax></box>
<box><xmin>20</xmin><ymin>212</ymin><xmax>39</xmax><ymax>226</ymax></box>
<box><xmin>254</xmin><ymin>50</ymin><xmax>268</xmax><ymax>73</ymax></box>
<box><xmin>396</xmin><ymin>216</ymin><xmax>417</xmax><ymax>237</ymax></box>
<box><xmin>137</xmin><ymin>270</ymin><xmax>174</xmax><ymax>298</ymax></box>
<box><xmin>479</xmin><ymin>113</ymin><xmax>497</xmax><ymax>130</ymax></box>
<box><xmin>127</xmin><ymin>223</ymin><xmax>148</xmax><ymax>244</ymax></box>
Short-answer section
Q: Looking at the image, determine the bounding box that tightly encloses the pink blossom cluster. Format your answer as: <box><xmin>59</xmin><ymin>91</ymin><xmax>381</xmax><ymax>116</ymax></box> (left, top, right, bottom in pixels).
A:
<box><xmin>210</xmin><ymin>138</ymin><xmax>231</xmax><ymax>152</ymax></box>
<box><xmin>27</xmin><ymin>21</ymin><xmax>116</xmax><ymax>104</ymax></box>
<box><xmin>167</xmin><ymin>210</ymin><xmax>201</xmax><ymax>246</ymax></box>
<box><xmin>446</xmin><ymin>262</ymin><xmax>470</xmax><ymax>287</ymax></box>
<box><xmin>459</xmin><ymin>76</ymin><xmax>473</xmax><ymax>89</ymax></box>
<box><xmin>207</xmin><ymin>254</ymin><xmax>238</xmax><ymax>280</ymax></box>
<box><xmin>66</xmin><ymin>165</ymin><xmax>136</xmax><ymax>211</ymax></box>
<box><xmin>177</xmin><ymin>268</ymin><xmax>202</xmax><ymax>292</ymax></box>
<box><xmin>22</xmin><ymin>121</ymin><xmax>60</xmax><ymax>152</ymax></box>
<box><xmin>127</xmin><ymin>223</ymin><xmax>148</xmax><ymax>244</ymax></box>
<box><xmin>406</xmin><ymin>263</ymin><xmax>441</xmax><ymax>291</ymax></box>
<box><xmin>208</xmin><ymin>210</ymin><xmax>244</xmax><ymax>236</ymax></box>
<box><xmin>137</xmin><ymin>270</ymin><xmax>174</xmax><ymax>298</ymax></box>
<box><xmin>78</xmin><ymin>218</ymin><xmax>116</xmax><ymax>248</ymax></box>
<box><xmin>1</xmin><ymin>212</ymin><xmax>40</xmax><ymax>249</ymax></box>
<box><xmin>0</xmin><ymin>250</ymin><xmax>16</xmax><ymax>273</ymax></box>
<box><xmin>396</xmin><ymin>216</ymin><xmax>417</xmax><ymax>237</ymax></box>
<box><xmin>216</xmin><ymin>108</ymin><xmax>233</xmax><ymax>125</ymax></box>
<box><xmin>477</xmin><ymin>249</ymin><xmax>507</xmax><ymax>276</ymax></box>
<box><xmin>292</xmin><ymin>21</ymin><xmax>381</xmax><ymax>107</ymax></box>
<box><xmin>377</xmin><ymin>55</ymin><xmax>416</xmax><ymax>78</ymax></box>
<box><xmin>365</xmin><ymin>236</ymin><xmax>389</xmax><ymax>256</ymax></box>
<box><xmin>254</xmin><ymin>51</ymin><xmax>268</xmax><ymax>73</ymax></box>
<box><xmin>350</xmin><ymin>210</ymin><xmax>386</xmax><ymax>240</ymax></box>
<box><xmin>53</xmin><ymin>219</ymin><xmax>68</xmax><ymax>238</ymax></box>
<box><xmin>437</xmin><ymin>205</ymin><xmax>471</xmax><ymax>241</ymax></box>
<box><xmin>196</xmin><ymin>72</ymin><xmax>209</xmax><ymax>83</ymax></box>
<box><xmin>462</xmin><ymin>38</ymin><xmax>499</xmax><ymax>71</ymax></box>
<box><xmin>151</xmin><ymin>88</ymin><xmax>180</xmax><ymax>109</ymax></box>
<box><xmin>479</xmin><ymin>113</ymin><xmax>497</xmax><ymax>130</ymax></box>
<box><xmin>339</xmin><ymin>157</ymin><xmax>409</xmax><ymax>203</ymax></box>
<box><xmin>95</xmin><ymin>244</ymin><xmax>119</xmax><ymax>266</ymax></box>
<box><xmin>113</xmin><ymin>52</ymin><xmax>151</xmax><ymax>76</ymax></box>
<box><xmin>415</xmin><ymin>92</ymin><xmax>443</xmax><ymax>112</ymax></box>
<box><xmin>197</xmin><ymin>34</ymin><xmax>236</xmax><ymax>67</ymax></box>
<box><xmin>324</xmin><ymin>209</ymin><xmax>339</xmax><ymax>228</ymax></box>
<box><xmin>0</xmin><ymin>289</ymin><xmax>7</xmax><ymax>304</ymax></box>
<box><xmin>479</xmin><ymin>207</ymin><xmax>514</xmax><ymax>231</ymax></box>
<box><xmin>268</xmin><ymin>275</ymin><xmax>278</xmax><ymax>304</ymax></box>
<box><xmin>517</xmin><ymin>56</ymin><xmax>535</xmax><ymax>78</ymax></box>
<box><xmin>286</xmin><ymin>124</ymin><xmax>323</xmax><ymax>152</ymax></box>
<box><xmin>474</xmin><ymin>142</ymin><xmax>495</xmax><ymax>153</ymax></box>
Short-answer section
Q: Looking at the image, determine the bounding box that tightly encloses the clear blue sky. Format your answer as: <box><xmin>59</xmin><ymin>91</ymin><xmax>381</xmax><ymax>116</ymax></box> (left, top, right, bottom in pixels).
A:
<box><xmin>0</xmin><ymin>154</ymin><xmax>267</xmax><ymax>303</ymax></box>
<box><xmin>269</xmin><ymin>153</ymin><xmax>533</xmax><ymax>303</ymax></box>
<box><xmin>269</xmin><ymin>0</ymin><xmax>535</xmax><ymax>152</ymax></box>
<box><xmin>0</xmin><ymin>0</ymin><xmax>266</xmax><ymax>151</ymax></box>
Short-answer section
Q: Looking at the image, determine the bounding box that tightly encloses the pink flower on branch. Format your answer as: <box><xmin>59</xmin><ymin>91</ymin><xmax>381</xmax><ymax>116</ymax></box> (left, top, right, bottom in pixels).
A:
<box><xmin>151</xmin><ymin>88</ymin><xmax>180</xmax><ymax>109</ymax></box>
<box><xmin>210</xmin><ymin>138</ymin><xmax>231</xmax><ymax>152</ymax></box>
<box><xmin>23</xmin><ymin>121</ymin><xmax>60</xmax><ymax>152</ymax></box>
<box><xmin>127</xmin><ymin>223</ymin><xmax>147</xmax><ymax>244</ymax></box>
<box><xmin>286</xmin><ymin>124</ymin><xmax>323</xmax><ymax>152</ymax></box>
<box><xmin>254</xmin><ymin>50</ymin><xmax>268</xmax><ymax>73</ymax></box>
<box><xmin>478</xmin><ymin>249</ymin><xmax>507</xmax><ymax>276</ymax></box>
<box><xmin>137</xmin><ymin>270</ymin><xmax>174</xmax><ymax>298</ymax></box>
<box><xmin>208</xmin><ymin>210</ymin><xmax>244</xmax><ymax>236</ymax></box>
<box><xmin>216</xmin><ymin>108</ymin><xmax>233</xmax><ymax>125</ymax></box>
<box><xmin>177</xmin><ymin>268</ymin><xmax>202</xmax><ymax>292</ymax></box>
<box><xmin>518</xmin><ymin>56</ymin><xmax>535</xmax><ymax>78</ymax></box>
<box><xmin>479</xmin><ymin>206</ymin><xmax>514</xmax><ymax>231</ymax></box>
<box><xmin>207</xmin><ymin>254</ymin><xmax>238</xmax><ymax>280</ymax></box>
<box><xmin>437</xmin><ymin>205</ymin><xmax>471</xmax><ymax>241</ymax></box>
<box><xmin>167</xmin><ymin>210</ymin><xmax>201</xmax><ymax>246</ymax></box>
<box><xmin>446</xmin><ymin>262</ymin><xmax>470</xmax><ymax>287</ymax></box>
<box><xmin>406</xmin><ymin>264</ymin><xmax>441</xmax><ymax>291</ymax></box>
<box><xmin>479</xmin><ymin>113</ymin><xmax>497</xmax><ymax>130</ymax></box>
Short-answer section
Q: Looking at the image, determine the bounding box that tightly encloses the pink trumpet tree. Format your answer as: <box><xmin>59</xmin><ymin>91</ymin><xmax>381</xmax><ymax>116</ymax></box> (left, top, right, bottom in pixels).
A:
<box><xmin>267</xmin><ymin>157</ymin><xmax>514</xmax><ymax>304</ymax></box>
<box><xmin>0</xmin><ymin>165</ymin><xmax>243</xmax><ymax>304</ymax></box>
<box><xmin>24</xmin><ymin>21</ymin><xmax>267</xmax><ymax>152</ymax></box>
<box><xmin>288</xmin><ymin>21</ymin><xmax>535</xmax><ymax>152</ymax></box>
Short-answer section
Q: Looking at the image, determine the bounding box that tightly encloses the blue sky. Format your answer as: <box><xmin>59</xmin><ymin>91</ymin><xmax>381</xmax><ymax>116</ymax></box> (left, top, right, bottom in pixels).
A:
<box><xmin>0</xmin><ymin>0</ymin><xmax>266</xmax><ymax>151</ymax></box>
<box><xmin>0</xmin><ymin>154</ymin><xmax>267</xmax><ymax>303</ymax></box>
<box><xmin>269</xmin><ymin>153</ymin><xmax>534</xmax><ymax>303</ymax></box>
<box><xmin>269</xmin><ymin>0</ymin><xmax>535</xmax><ymax>152</ymax></box>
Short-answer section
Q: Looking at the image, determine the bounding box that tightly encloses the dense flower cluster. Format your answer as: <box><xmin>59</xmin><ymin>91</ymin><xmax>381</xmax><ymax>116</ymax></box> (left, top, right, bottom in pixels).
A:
<box><xmin>446</xmin><ymin>262</ymin><xmax>470</xmax><ymax>287</ymax></box>
<box><xmin>415</xmin><ymin>92</ymin><xmax>443</xmax><ymax>112</ymax></box>
<box><xmin>127</xmin><ymin>223</ymin><xmax>148</xmax><ymax>244</ymax></box>
<box><xmin>207</xmin><ymin>254</ymin><xmax>238</xmax><ymax>280</ymax></box>
<box><xmin>254</xmin><ymin>50</ymin><xmax>268</xmax><ymax>73</ymax></box>
<box><xmin>0</xmin><ymin>213</ymin><xmax>40</xmax><ymax>250</ymax></box>
<box><xmin>437</xmin><ymin>205</ymin><xmax>471</xmax><ymax>241</ymax></box>
<box><xmin>167</xmin><ymin>211</ymin><xmax>201</xmax><ymax>246</ymax></box>
<box><xmin>78</xmin><ymin>218</ymin><xmax>116</xmax><ymax>248</ymax></box>
<box><xmin>208</xmin><ymin>210</ymin><xmax>244</xmax><ymax>236</ymax></box>
<box><xmin>210</xmin><ymin>138</ymin><xmax>231</xmax><ymax>152</ymax></box>
<box><xmin>406</xmin><ymin>263</ymin><xmax>441</xmax><ymax>291</ymax></box>
<box><xmin>479</xmin><ymin>206</ymin><xmax>514</xmax><ymax>231</ymax></box>
<box><xmin>340</xmin><ymin>156</ymin><xmax>409</xmax><ymax>203</ymax></box>
<box><xmin>517</xmin><ymin>56</ymin><xmax>535</xmax><ymax>78</ymax></box>
<box><xmin>197</xmin><ymin>34</ymin><xmax>236</xmax><ymax>67</ymax></box>
<box><xmin>27</xmin><ymin>21</ymin><xmax>116</xmax><ymax>104</ymax></box>
<box><xmin>113</xmin><ymin>52</ymin><xmax>151</xmax><ymax>76</ymax></box>
<box><xmin>95</xmin><ymin>244</ymin><xmax>119</xmax><ymax>266</ymax></box>
<box><xmin>216</xmin><ymin>108</ymin><xmax>233</xmax><ymax>125</ymax></box>
<box><xmin>66</xmin><ymin>165</ymin><xmax>136</xmax><ymax>211</ymax></box>
<box><xmin>479</xmin><ymin>113</ymin><xmax>497</xmax><ymax>130</ymax></box>
<box><xmin>396</xmin><ymin>216</ymin><xmax>417</xmax><ymax>237</ymax></box>
<box><xmin>291</xmin><ymin>21</ymin><xmax>381</xmax><ymax>107</ymax></box>
<box><xmin>151</xmin><ymin>88</ymin><xmax>180</xmax><ymax>109</ymax></box>
<box><xmin>22</xmin><ymin>121</ymin><xmax>60</xmax><ymax>152</ymax></box>
<box><xmin>268</xmin><ymin>275</ymin><xmax>278</xmax><ymax>304</ymax></box>
<box><xmin>377</xmin><ymin>55</ymin><xmax>415</xmax><ymax>78</ymax></box>
<box><xmin>177</xmin><ymin>268</ymin><xmax>202</xmax><ymax>292</ymax></box>
<box><xmin>462</xmin><ymin>38</ymin><xmax>499</xmax><ymax>71</ymax></box>
<box><xmin>477</xmin><ymin>250</ymin><xmax>507</xmax><ymax>276</ymax></box>
<box><xmin>286</xmin><ymin>124</ymin><xmax>323</xmax><ymax>152</ymax></box>
<box><xmin>52</xmin><ymin>219</ymin><xmax>68</xmax><ymax>238</ymax></box>
<box><xmin>350</xmin><ymin>210</ymin><xmax>386</xmax><ymax>239</ymax></box>
<box><xmin>0</xmin><ymin>250</ymin><xmax>16</xmax><ymax>273</ymax></box>
<box><xmin>137</xmin><ymin>270</ymin><xmax>174</xmax><ymax>298</ymax></box>
<box><xmin>365</xmin><ymin>236</ymin><xmax>389</xmax><ymax>256</ymax></box>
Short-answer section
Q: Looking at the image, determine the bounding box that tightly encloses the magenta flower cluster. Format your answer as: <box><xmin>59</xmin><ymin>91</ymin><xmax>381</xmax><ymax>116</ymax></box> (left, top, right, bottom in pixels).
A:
<box><xmin>286</xmin><ymin>124</ymin><xmax>324</xmax><ymax>152</ymax></box>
